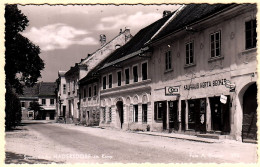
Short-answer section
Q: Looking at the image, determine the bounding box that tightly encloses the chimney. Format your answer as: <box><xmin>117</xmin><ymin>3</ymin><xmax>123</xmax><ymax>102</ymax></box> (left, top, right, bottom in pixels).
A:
<box><xmin>100</xmin><ymin>34</ymin><xmax>106</xmax><ymax>46</ymax></box>
<box><xmin>124</xmin><ymin>27</ymin><xmax>131</xmax><ymax>42</ymax></box>
<box><xmin>163</xmin><ymin>10</ymin><xmax>171</xmax><ymax>17</ymax></box>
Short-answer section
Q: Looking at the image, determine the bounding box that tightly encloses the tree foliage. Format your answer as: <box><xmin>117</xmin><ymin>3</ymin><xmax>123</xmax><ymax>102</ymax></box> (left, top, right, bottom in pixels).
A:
<box><xmin>28</xmin><ymin>101</ymin><xmax>44</xmax><ymax>120</ymax></box>
<box><xmin>5</xmin><ymin>5</ymin><xmax>45</xmax><ymax>129</ymax></box>
<box><xmin>5</xmin><ymin>82</ymin><xmax>21</xmax><ymax>130</ymax></box>
<box><xmin>5</xmin><ymin>4</ymin><xmax>45</xmax><ymax>94</ymax></box>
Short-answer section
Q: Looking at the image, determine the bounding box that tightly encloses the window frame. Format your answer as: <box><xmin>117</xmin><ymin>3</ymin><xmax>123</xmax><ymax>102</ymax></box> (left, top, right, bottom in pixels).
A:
<box><xmin>133</xmin><ymin>65</ymin><xmax>138</xmax><ymax>83</ymax></box>
<box><xmin>102</xmin><ymin>75</ymin><xmax>107</xmax><ymax>90</ymax></box>
<box><xmin>108</xmin><ymin>73</ymin><xmax>113</xmax><ymax>88</ymax></box>
<box><xmin>63</xmin><ymin>84</ymin><xmax>66</xmax><ymax>94</ymax></box>
<box><xmin>50</xmin><ymin>99</ymin><xmax>55</xmax><ymax>105</ymax></box>
<box><xmin>165</xmin><ymin>50</ymin><xmax>172</xmax><ymax>71</ymax></box>
<box><xmin>88</xmin><ymin>86</ymin><xmax>92</xmax><ymax>97</ymax></box>
<box><xmin>124</xmin><ymin>68</ymin><xmax>130</xmax><ymax>85</ymax></box>
<box><xmin>245</xmin><ymin>19</ymin><xmax>257</xmax><ymax>50</ymax></box>
<box><xmin>133</xmin><ymin>104</ymin><xmax>138</xmax><ymax>122</ymax></box>
<box><xmin>210</xmin><ymin>30</ymin><xmax>221</xmax><ymax>58</ymax></box>
<box><xmin>185</xmin><ymin>41</ymin><xmax>194</xmax><ymax>65</ymax></box>
<box><xmin>117</xmin><ymin>70</ymin><xmax>122</xmax><ymax>86</ymax></box>
<box><xmin>142</xmin><ymin>104</ymin><xmax>148</xmax><ymax>123</ymax></box>
<box><xmin>141</xmin><ymin>61</ymin><xmax>148</xmax><ymax>81</ymax></box>
<box><xmin>42</xmin><ymin>99</ymin><xmax>46</xmax><ymax>105</ymax></box>
<box><xmin>93</xmin><ymin>84</ymin><xmax>97</xmax><ymax>96</ymax></box>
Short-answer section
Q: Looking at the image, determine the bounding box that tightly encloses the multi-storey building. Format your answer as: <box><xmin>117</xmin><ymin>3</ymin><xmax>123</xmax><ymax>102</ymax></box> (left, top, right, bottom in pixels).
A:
<box><xmin>147</xmin><ymin>4</ymin><xmax>257</xmax><ymax>142</ymax></box>
<box><xmin>19</xmin><ymin>82</ymin><xmax>56</xmax><ymax>120</ymax></box>
<box><xmin>78</xmin><ymin>9</ymin><xmax>178</xmax><ymax>130</ymax></box>
<box><xmin>78</xmin><ymin>4</ymin><xmax>257</xmax><ymax>142</ymax></box>
<box><xmin>57</xmin><ymin>28</ymin><xmax>132</xmax><ymax>123</ymax></box>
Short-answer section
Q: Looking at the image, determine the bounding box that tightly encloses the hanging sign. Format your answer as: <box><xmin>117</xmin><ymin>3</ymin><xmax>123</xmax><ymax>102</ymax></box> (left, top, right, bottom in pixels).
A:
<box><xmin>220</xmin><ymin>95</ymin><xmax>227</xmax><ymax>104</ymax></box>
<box><xmin>165</xmin><ymin>86</ymin><xmax>180</xmax><ymax>96</ymax></box>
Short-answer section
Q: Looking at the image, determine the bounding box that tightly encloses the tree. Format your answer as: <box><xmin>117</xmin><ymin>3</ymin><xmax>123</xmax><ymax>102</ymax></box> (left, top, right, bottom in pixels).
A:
<box><xmin>5</xmin><ymin>82</ymin><xmax>22</xmax><ymax>130</ymax></box>
<box><xmin>5</xmin><ymin>5</ymin><xmax>45</xmax><ymax>129</ymax></box>
<box><xmin>5</xmin><ymin>4</ymin><xmax>45</xmax><ymax>94</ymax></box>
<box><xmin>28</xmin><ymin>101</ymin><xmax>44</xmax><ymax>120</ymax></box>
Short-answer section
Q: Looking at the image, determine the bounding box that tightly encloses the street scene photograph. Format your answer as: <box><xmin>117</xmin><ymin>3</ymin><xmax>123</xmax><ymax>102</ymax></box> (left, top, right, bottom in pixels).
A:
<box><xmin>4</xmin><ymin>2</ymin><xmax>258</xmax><ymax>164</ymax></box>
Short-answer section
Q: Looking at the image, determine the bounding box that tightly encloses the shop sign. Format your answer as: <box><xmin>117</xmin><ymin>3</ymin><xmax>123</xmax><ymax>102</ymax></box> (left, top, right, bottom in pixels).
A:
<box><xmin>165</xmin><ymin>86</ymin><xmax>180</xmax><ymax>96</ymax></box>
<box><xmin>220</xmin><ymin>95</ymin><xmax>227</xmax><ymax>104</ymax></box>
<box><xmin>184</xmin><ymin>78</ymin><xmax>227</xmax><ymax>90</ymax></box>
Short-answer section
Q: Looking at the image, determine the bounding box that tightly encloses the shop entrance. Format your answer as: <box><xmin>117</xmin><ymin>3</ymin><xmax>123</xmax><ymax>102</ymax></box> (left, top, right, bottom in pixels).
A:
<box><xmin>169</xmin><ymin>101</ymin><xmax>178</xmax><ymax>131</ymax></box>
<box><xmin>116</xmin><ymin>101</ymin><xmax>124</xmax><ymax>129</ymax></box>
<box><xmin>209</xmin><ymin>96</ymin><xmax>230</xmax><ymax>133</ymax></box>
<box><xmin>242</xmin><ymin>83</ymin><xmax>257</xmax><ymax>141</ymax></box>
<box><xmin>187</xmin><ymin>98</ymin><xmax>206</xmax><ymax>133</ymax></box>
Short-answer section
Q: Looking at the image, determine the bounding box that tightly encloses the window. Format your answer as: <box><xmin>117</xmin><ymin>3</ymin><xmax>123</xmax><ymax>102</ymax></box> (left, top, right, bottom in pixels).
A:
<box><xmin>142</xmin><ymin>62</ymin><xmax>148</xmax><ymax>80</ymax></box>
<box><xmin>133</xmin><ymin>66</ymin><xmax>138</xmax><ymax>82</ymax></box>
<box><xmin>154</xmin><ymin>101</ymin><xmax>165</xmax><ymax>121</ymax></box>
<box><xmin>142</xmin><ymin>104</ymin><xmax>147</xmax><ymax>123</ymax></box>
<box><xmin>94</xmin><ymin>85</ymin><xmax>97</xmax><ymax>96</ymax></box>
<box><xmin>186</xmin><ymin>41</ymin><xmax>194</xmax><ymax>64</ymax></box>
<box><xmin>108</xmin><ymin>74</ymin><xmax>112</xmax><ymax>88</ymax></box>
<box><xmin>50</xmin><ymin>99</ymin><xmax>54</xmax><ymax>105</ymax></box>
<box><xmin>88</xmin><ymin>87</ymin><xmax>92</xmax><ymax>97</ymax></box>
<box><xmin>117</xmin><ymin>71</ymin><xmax>122</xmax><ymax>86</ymax></box>
<box><xmin>42</xmin><ymin>99</ymin><xmax>46</xmax><ymax>105</ymax></box>
<box><xmin>103</xmin><ymin>76</ymin><xmax>106</xmax><ymax>90</ymax></box>
<box><xmin>21</xmin><ymin>102</ymin><xmax>25</xmax><ymax>107</ymax></box>
<box><xmin>125</xmin><ymin>68</ymin><xmax>130</xmax><ymax>84</ymax></box>
<box><xmin>210</xmin><ymin>31</ymin><xmax>221</xmax><ymax>58</ymax></box>
<box><xmin>134</xmin><ymin>105</ymin><xmax>138</xmax><ymax>122</ymax></box>
<box><xmin>63</xmin><ymin>84</ymin><xmax>66</xmax><ymax>94</ymax></box>
<box><xmin>245</xmin><ymin>19</ymin><xmax>257</xmax><ymax>49</ymax></box>
<box><xmin>83</xmin><ymin>88</ymin><xmax>86</xmax><ymax>98</ymax></box>
<box><xmin>165</xmin><ymin>51</ymin><xmax>172</xmax><ymax>70</ymax></box>
<box><xmin>108</xmin><ymin>107</ymin><xmax>112</xmax><ymax>122</ymax></box>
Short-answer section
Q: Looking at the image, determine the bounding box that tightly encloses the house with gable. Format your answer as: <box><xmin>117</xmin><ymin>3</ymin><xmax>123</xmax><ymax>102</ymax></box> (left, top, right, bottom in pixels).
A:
<box><xmin>57</xmin><ymin>28</ymin><xmax>132</xmax><ymax>123</ymax></box>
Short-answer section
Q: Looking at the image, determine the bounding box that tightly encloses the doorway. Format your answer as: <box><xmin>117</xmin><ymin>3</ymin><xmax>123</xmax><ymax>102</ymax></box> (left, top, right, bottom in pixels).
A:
<box><xmin>116</xmin><ymin>101</ymin><xmax>124</xmax><ymax>129</ymax></box>
<box><xmin>242</xmin><ymin>83</ymin><xmax>257</xmax><ymax>141</ymax></box>
<box><xmin>209</xmin><ymin>96</ymin><xmax>230</xmax><ymax>133</ymax></box>
<box><xmin>169</xmin><ymin>101</ymin><xmax>178</xmax><ymax>131</ymax></box>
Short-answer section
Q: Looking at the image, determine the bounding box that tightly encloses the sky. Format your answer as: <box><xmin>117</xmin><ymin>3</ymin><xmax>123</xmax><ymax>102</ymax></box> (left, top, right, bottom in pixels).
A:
<box><xmin>19</xmin><ymin>4</ymin><xmax>180</xmax><ymax>82</ymax></box>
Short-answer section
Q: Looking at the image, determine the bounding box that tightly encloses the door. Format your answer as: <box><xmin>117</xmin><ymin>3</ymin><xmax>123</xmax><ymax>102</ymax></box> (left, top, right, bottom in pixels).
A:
<box><xmin>116</xmin><ymin>101</ymin><xmax>124</xmax><ymax>129</ymax></box>
<box><xmin>209</xmin><ymin>96</ymin><xmax>230</xmax><ymax>133</ymax></box>
<box><xmin>169</xmin><ymin>101</ymin><xmax>178</xmax><ymax>131</ymax></box>
<box><xmin>63</xmin><ymin>106</ymin><xmax>66</xmax><ymax>117</ymax></box>
<box><xmin>181</xmin><ymin>100</ymin><xmax>186</xmax><ymax>131</ymax></box>
<box><xmin>188</xmin><ymin>99</ymin><xmax>206</xmax><ymax>132</ymax></box>
<box><xmin>159</xmin><ymin>101</ymin><xmax>167</xmax><ymax>130</ymax></box>
<box><xmin>242</xmin><ymin>83</ymin><xmax>257</xmax><ymax>141</ymax></box>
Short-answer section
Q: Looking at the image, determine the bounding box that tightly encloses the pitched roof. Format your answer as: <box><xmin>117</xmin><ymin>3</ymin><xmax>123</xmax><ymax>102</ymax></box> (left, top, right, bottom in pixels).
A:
<box><xmin>100</xmin><ymin>11</ymin><xmax>174</xmax><ymax>65</ymax></box>
<box><xmin>151</xmin><ymin>3</ymin><xmax>237</xmax><ymax>42</ymax></box>
<box><xmin>38</xmin><ymin>82</ymin><xmax>56</xmax><ymax>96</ymax></box>
<box><xmin>19</xmin><ymin>82</ymin><xmax>56</xmax><ymax>98</ymax></box>
<box><xmin>79</xmin><ymin>11</ymin><xmax>175</xmax><ymax>84</ymax></box>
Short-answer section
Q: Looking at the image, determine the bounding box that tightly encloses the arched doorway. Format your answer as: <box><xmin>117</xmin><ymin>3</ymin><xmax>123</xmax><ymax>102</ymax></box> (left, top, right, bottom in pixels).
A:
<box><xmin>242</xmin><ymin>83</ymin><xmax>257</xmax><ymax>142</ymax></box>
<box><xmin>116</xmin><ymin>101</ymin><xmax>124</xmax><ymax>129</ymax></box>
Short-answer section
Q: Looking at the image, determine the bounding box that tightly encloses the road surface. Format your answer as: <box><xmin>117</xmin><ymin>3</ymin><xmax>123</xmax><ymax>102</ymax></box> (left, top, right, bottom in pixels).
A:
<box><xmin>5</xmin><ymin>120</ymin><xmax>257</xmax><ymax>164</ymax></box>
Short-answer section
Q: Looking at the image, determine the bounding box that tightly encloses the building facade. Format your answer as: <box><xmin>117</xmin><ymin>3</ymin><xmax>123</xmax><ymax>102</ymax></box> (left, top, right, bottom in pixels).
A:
<box><xmin>57</xmin><ymin>28</ymin><xmax>132</xmax><ymax>124</ymax></box>
<box><xmin>19</xmin><ymin>82</ymin><xmax>56</xmax><ymax>120</ymax></box>
<box><xmin>148</xmin><ymin>4</ymin><xmax>257</xmax><ymax>141</ymax></box>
